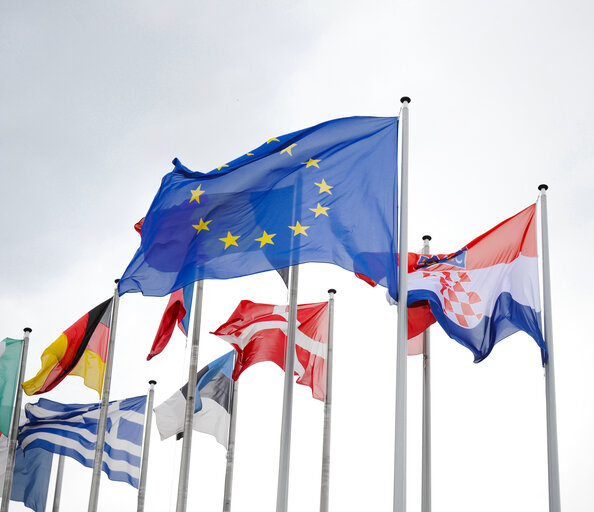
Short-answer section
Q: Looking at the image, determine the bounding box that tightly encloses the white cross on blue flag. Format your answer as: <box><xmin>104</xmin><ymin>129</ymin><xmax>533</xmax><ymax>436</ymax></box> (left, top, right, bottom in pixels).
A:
<box><xmin>18</xmin><ymin>395</ymin><xmax>147</xmax><ymax>488</ymax></box>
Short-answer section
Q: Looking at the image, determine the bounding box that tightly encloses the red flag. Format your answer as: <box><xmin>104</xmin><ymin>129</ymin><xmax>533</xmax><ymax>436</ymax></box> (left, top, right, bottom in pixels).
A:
<box><xmin>147</xmin><ymin>288</ymin><xmax>190</xmax><ymax>361</ymax></box>
<box><xmin>212</xmin><ymin>300</ymin><xmax>328</xmax><ymax>401</ymax></box>
<box><xmin>134</xmin><ymin>218</ymin><xmax>144</xmax><ymax>235</ymax></box>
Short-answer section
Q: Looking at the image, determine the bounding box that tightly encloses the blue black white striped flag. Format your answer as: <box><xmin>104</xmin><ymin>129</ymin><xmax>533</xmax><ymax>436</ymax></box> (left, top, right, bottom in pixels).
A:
<box><xmin>155</xmin><ymin>351</ymin><xmax>234</xmax><ymax>447</ymax></box>
<box><xmin>18</xmin><ymin>395</ymin><xmax>147</xmax><ymax>488</ymax></box>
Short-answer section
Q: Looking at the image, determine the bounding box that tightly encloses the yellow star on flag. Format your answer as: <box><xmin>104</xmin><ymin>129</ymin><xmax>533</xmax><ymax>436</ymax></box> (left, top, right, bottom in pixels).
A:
<box><xmin>247</xmin><ymin>152</ymin><xmax>254</xmax><ymax>156</ymax></box>
<box><xmin>302</xmin><ymin>158</ymin><xmax>321</xmax><ymax>168</ymax></box>
<box><xmin>266</xmin><ymin>137</ymin><xmax>280</xmax><ymax>144</ymax></box>
<box><xmin>280</xmin><ymin>144</ymin><xmax>297</xmax><ymax>156</ymax></box>
<box><xmin>289</xmin><ymin>221</ymin><xmax>309</xmax><ymax>236</ymax></box>
<box><xmin>217</xmin><ymin>164</ymin><xmax>229</xmax><ymax>170</ymax></box>
<box><xmin>190</xmin><ymin>185</ymin><xmax>205</xmax><ymax>203</ymax></box>
<box><xmin>255</xmin><ymin>231</ymin><xmax>276</xmax><ymax>247</ymax></box>
<box><xmin>309</xmin><ymin>203</ymin><xmax>330</xmax><ymax>218</ymax></box>
<box><xmin>219</xmin><ymin>232</ymin><xmax>240</xmax><ymax>249</ymax></box>
<box><xmin>315</xmin><ymin>179</ymin><xmax>333</xmax><ymax>195</ymax></box>
<box><xmin>192</xmin><ymin>218</ymin><xmax>212</xmax><ymax>233</ymax></box>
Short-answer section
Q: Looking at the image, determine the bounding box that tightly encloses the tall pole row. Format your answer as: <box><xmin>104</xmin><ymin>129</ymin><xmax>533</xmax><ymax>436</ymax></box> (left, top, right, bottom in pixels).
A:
<box><xmin>393</xmin><ymin>96</ymin><xmax>410</xmax><ymax>512</ymax></box>
<box><xmin>276</xmin><ymin>264</ymin><xmax>299</xmax><ymax>512</ymax></box>
<box><xmin>0</xmin><ymin>328</ymin><xmax>31</xmax><ymax>512</ymax></box>
<box><xmin>538</xmin><ymin>184</ymin><xmax>561</xmax><ymax>512</ymax></box>
<box><xmin>137</xmin><ymin>380</ymin><xmax>156</xmax><ymax>512</ymax></box>
<box><xmin>176</xmin><ymin>280</ymin><xmax>204</xmax><ymax>512</ymax></box>
<box><xmin>88</xmin><ymin>282</ymin><xmax>120</xmax><ymax>512</ymax></box>
<box><xmin>319</xmin><ymin>289</ymin><xmax>336</xmax><ymax>512</ymax></box>
<box><xmin>421</xmin><ymin>235</ymin><xmax>432</xmax><ymax>512</ymax></box>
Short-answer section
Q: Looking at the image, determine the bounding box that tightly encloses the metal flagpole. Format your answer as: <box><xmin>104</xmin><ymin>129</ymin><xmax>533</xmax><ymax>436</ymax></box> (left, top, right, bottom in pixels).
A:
<box><xmin>52</xmin><ymin>456</ymin><xmax>66</xmax><ymax>512</ymax></box>
<box><xmin>538</xmin><ymin>184</ymin><xmax>561</xmax><ymax>512</ymax></box>
<box><xmin>393</xmin><ymin>96</ymin><xmax>410</xmax><ymax>512</ymax></box>
<box><xmin>176</xmin><ymin>280</ymin><xmax>204</xmax><ymax>512</ymax></box>
<box><xmin>421</xmin><ymin>236</ymin><xmax>431</xmax><ymax>512</ymax></box>
<box><xmin>319</xmin><ymin>289</ymin><xmax>336</xmax><ymax>512</ymax></box>
<box><xmin>222</xmin><ymin>366</ymin><xmax>239</xmax><ymax>512</ymax></box>
<box><xmin>137</xmin><ymin>380</ymin><xmax>157</xmax><ymax>512</ymax></box>
<box><xmin>276</xmin><ymin>264</ymin><xmax>299</xmax><ymax>512</ymax></box>
<box><xmin>0</xmin><ymin>327</ymin><xmax>31</xmax><ymax>512</ymax></box>
<box><xmin>88</xmin><ymin>281</ymin><xmax>120</xmax><ymax>512</ymax></box>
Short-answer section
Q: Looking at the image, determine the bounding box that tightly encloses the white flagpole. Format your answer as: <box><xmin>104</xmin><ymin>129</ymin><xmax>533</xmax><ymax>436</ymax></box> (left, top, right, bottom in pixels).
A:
<box><xmin>137</xmin><ymin>380</ymin><xmax>156</xmax><ymax>512</ymax></box>
<box><xmin>0</xmin><ymin>327</ymin><xmax>31</xmax><ymax>512</ymax></box>
<box><xmin>222</xmin><ymin>369</ymin><xmax>239</xmax><ymax>512</ymax></box>
<box><xmin>421</xmin><ymin>235</ymin><xmax>431</xmax><ymax>512</ymax></box>
<box><xmin>319</xmin><ymin>289</ymin><xmax>336</xmax><ymax>512</ymax></box>
<box><xmin>393</xmin><ymin>96</ymin><xmax>410</xmax><ymax>512</ymax></box>
<box><xmin>538</xmin><ymin>184</ymin><xmax>561</xmax><ymax>512</ymax></box>
<box><xmin>52</xmin><ymin>455</ymin><xmax>66</xmax><ymax>512</ymax></box>
<box><xmin>176</xmin><ymin>280</ymin><xmax>204</xmax><ymax>512</ymax></box>
<box><xmin>88</xmin><ymin>282</ymin><xmax>120</xmax><ymax>512</ymax></box>
<box><xmin>276</xmin><ymin>264</ymin><xmax>299</xmax><ymax>512</ymax></box>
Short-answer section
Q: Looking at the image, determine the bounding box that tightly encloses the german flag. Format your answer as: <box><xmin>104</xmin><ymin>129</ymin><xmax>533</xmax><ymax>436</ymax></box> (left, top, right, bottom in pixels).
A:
<box><xmin>22</xmin><ymin>298</ymin><xmax>113</xmax><ymax>396</ymax></box>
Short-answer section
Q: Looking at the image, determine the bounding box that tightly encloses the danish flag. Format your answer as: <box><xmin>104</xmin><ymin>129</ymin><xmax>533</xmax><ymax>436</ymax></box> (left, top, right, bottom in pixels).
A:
<box><xmin>211</xmin><ymin>300</ymin><xmax>329</xmax><ymax>401</ymax></box>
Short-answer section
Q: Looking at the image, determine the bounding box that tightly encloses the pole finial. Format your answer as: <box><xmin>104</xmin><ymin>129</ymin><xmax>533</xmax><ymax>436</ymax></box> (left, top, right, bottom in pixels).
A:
<box><xmin>328</xmin><ymin>289</ymin><xmax>337</xmax><ymax>295</ymax></box>
<box><xmin>400</xmin><ymin>96</ymin><xmax>411</xmax><ymax>104</ymax></box>
<box><xmin>149</xmin><ymin>380</ymin><xmax>157</xmax><ymax>385</ymax></box>
<box><xmin>538</xmin><ymin>184</ymin><xmax>549</xmax><ymax>191</ymax></box>
<box><xmin>422</xmin><ymin>235</ymin><xmax>431</xmax><ymax>241</ymax></box>
<box><xmin>114</xmin><ymin>278</ymin><xmax>120</xmax><ymax>284</ymax></box>
<box><xmin>23</xmin><ymin>327</ymin><xmax>32</xmax><ymax>333</ymax></box>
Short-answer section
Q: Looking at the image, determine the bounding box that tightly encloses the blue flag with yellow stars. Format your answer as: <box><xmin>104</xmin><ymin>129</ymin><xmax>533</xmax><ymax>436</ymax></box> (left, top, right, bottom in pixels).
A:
<box><xmin>118</xmin><ymin>116</ymin><xmax>399</xmax><ymax>298</ymax></box>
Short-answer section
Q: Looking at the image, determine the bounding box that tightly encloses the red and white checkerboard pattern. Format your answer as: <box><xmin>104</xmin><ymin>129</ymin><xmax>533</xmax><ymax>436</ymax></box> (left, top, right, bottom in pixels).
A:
<box><xmin>422</xmin><ymin>270</ymin><xmax>483</xmax><ymax>328</ymax></box>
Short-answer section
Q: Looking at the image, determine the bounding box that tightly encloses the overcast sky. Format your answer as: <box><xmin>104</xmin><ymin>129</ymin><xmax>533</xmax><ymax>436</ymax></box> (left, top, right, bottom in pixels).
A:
<box><xmin>2</xmin><ymin>1</ymin><xmax>593</xmax><ymax>511</ymax></box>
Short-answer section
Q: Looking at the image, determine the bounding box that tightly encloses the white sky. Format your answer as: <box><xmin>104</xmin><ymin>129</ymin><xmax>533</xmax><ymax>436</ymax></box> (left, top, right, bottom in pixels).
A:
<box><xmin>2</xmin><ymin>1</ymin><xmax>593</xmax><ymax>511</ymax></box>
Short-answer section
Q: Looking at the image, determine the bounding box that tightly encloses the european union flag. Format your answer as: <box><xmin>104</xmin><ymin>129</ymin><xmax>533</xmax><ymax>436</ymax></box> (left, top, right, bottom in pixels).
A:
<box><xmin>118</xmin><ymin>116</ymin><xmax>399</xmax><ymax>298</ymax></box>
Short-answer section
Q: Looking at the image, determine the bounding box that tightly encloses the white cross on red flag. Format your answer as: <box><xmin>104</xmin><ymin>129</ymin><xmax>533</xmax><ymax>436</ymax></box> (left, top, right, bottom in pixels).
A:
<box><xmin>211</xmin><ymin>300</ymin><xmax>329</xmax><ymax>401</ymax></box>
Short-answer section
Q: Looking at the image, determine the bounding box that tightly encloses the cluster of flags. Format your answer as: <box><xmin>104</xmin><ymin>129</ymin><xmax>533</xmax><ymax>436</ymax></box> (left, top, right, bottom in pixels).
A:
<box><xmin>0</xmin><ymin>113</ymin><xmax>556</xmax><ymax>512</ymax></box>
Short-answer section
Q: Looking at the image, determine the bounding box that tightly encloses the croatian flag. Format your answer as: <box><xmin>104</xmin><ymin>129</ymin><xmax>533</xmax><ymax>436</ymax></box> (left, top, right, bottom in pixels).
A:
<box><xmin>407</xmin><ymin>204</ymin><xmax>547</xmax><ymax>363</ymax></box>
<box><xmin>212</xmin><ymin>301</ymin><xmax>329</xmax><ymax>401</ymax></box>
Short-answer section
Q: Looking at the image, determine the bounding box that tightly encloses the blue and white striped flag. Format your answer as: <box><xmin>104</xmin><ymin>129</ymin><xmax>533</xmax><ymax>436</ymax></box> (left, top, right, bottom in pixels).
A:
<box><xmin>18</xmin><ymin>395</ymin><xmax>147</xmax><ymax>488</ymax></box>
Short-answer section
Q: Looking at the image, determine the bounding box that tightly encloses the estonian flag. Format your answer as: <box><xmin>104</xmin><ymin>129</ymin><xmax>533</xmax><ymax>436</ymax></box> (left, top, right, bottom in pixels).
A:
<box><xmin>154</xmin><ymin>351</ymin><xmax>234</xmax><ymax>447</ymax></box>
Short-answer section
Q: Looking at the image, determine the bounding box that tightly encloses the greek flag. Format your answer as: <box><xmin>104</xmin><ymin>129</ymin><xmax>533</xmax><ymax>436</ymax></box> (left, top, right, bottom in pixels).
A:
<box><xmin>18</xmin><ymin>395</ymin><xmax>147</xmax><ymax>488</ymax></box>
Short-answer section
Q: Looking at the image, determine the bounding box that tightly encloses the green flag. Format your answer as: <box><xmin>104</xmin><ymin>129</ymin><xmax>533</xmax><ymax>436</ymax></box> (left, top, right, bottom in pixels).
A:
<box><xmin>0</xmin><ymin>338</ymin><xmax>23</xmax><ymax>436</ymax></box>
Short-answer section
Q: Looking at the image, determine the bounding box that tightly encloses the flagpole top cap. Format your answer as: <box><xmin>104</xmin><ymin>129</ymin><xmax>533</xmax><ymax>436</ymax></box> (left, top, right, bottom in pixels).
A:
<box><xmin>328</xmin><ymin>288</ymin><xmax>337</xmax><ymax>295</ymax></box>
<box><xmin>149</xmin><ymin>380</ymin><xmax>157</xmax><ymax>385</ymax></box>
<box><xmin>400</xmin><ymin>96</ymin><xmax>411</xmax><ymax>104</ymax></box>
<box><xmin>538</xmin><ymin>184</ymin><xmax>549</xmax><ymax>191</ymax></box>
<box><xmin>23</xmin><ymin>327</ymin><xmax>32</xmax><ymax>333</ymax></box>
<box><xmin>114</xmin><ymin>278</ymin><xmax>120</xmax><ymax>284</ymax></box>
<box><xmin>422</xmin><ymin>235</ymin><xmax>432</xmax><ymax>241</ymax></box>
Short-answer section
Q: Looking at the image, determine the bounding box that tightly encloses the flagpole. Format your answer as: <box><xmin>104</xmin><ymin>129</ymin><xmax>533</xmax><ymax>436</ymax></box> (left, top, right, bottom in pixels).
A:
<box><xmin>137</xmin><ymin>380</ymin><xmax>156</xmax><ymax>512</ymax></box>
<box><xmin>88</xmin><ymin>281</ymin><xmax>120</xmax><ymax>512</ymax></box>
<box><xmin>319</xmin><ymin>289</ymin><xmax>336</xmax><ymax>512</ymax></box>
<box><xmin>222</xmin><ymin>371</ymin><xmax>239</xmax><ymax>512</ymax></box>
<box><xmin>394</xmin><ymin>96</ymin><xmax>410</xmax><ymax>512</ymax></box>
<box><xmin>0</xmin><ymin>327</ymin><xmax>30</xmax><ymax>512</ymax></box>
<box><xmin>276</xmin><ymin>264</ymin><xmax>299</xmax><ymax>512</ymax></box>
<box><xmin>538</xmin><ymin>184</ymin><xmax>561</xmax><ymax>512</ymax></box>
<box><xmin>176</xmin><ymin>280</ymin><xmax>204</xmax><ymax>512</ymax></box>
<box><xmin>421</xmin><ymin>236</ymin><xmax>431</xmax><ymax>512</ymax></box>
<box><xmin>52</xmin><ymin>455</ymin><xmax>66</xmax><ymax>512</ymax></box>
